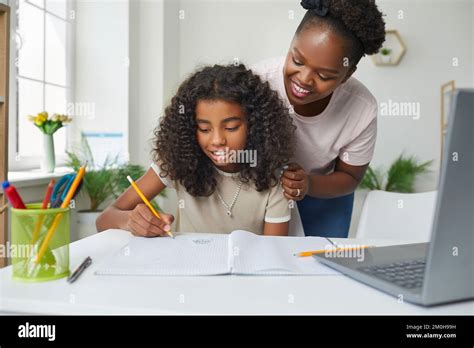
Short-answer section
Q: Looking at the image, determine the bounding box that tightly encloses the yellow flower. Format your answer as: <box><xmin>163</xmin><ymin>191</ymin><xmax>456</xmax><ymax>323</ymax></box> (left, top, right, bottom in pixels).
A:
<box><xmin>38</xmin><ymin>111</ymin><xmax>48</xmax><ymax>120</ymax></box>
<box><xmin>51</xmin><ymin>113</ymin><xmax>60</xmax><ymax>122</ymax></box>
<box><xmin>60</xmin><ymin>115</ymin><xmax>72</xmax><ymax>123</ymax></box>
<box><xmin>36</xmin><ymin>112</ymin><xmax>48</xmax><ymax>123</ymax></box>
<box><xmin>27</xmin><ymin>115</ymin><xmax>36</xmax><ymax>122</ymax></box>
<box><xmin>34</xmin><ymin>117</ymin><xmax>44</xmax><ymax>126</ymax></box>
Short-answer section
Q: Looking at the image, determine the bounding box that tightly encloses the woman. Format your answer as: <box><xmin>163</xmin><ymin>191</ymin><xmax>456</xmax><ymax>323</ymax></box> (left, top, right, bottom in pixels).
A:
<box><xmin>252</xmin><ymin>0</ymin><xmax>386</xmax><ymax>237</ymax></box>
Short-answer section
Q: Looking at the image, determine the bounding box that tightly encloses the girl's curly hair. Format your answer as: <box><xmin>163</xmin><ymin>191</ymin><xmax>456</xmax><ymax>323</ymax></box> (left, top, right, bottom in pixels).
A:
<box><xmin>152</xmin><ymin>64</ymin><xmax>296</xmax><ymax>197</ymax></box>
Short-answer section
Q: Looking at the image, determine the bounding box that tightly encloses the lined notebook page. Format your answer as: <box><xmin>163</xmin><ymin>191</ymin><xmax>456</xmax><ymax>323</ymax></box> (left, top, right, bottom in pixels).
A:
<box><xmin>95</xmin><ymin>234</ymin><xmax>230</xmax><ymax>276</ymax></box>
<box><xmin>229</xmin><ymin>230</ymin><xmax>339</xmax><ymax>275</ymax></box>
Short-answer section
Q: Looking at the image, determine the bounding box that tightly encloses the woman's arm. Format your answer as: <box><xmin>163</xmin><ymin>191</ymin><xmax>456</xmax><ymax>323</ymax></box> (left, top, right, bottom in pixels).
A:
<box><xmin>281</xmin><ymin>159</ymin><xmax>368</xmax><ymax>200</ymax></box>
<box><xmin>96</xmin><ymin>167</ymin><xmax>173</xmax><ymax>236</ymax></box>
<box><xmin>308</xmin><ymin>159</ymin><xmax>368</xmax><ymax>198</ymax></box>
<box><xmin>263</xmin><ymin>222</ymin><xmax>289</xmax><ymax>236</ymax></box>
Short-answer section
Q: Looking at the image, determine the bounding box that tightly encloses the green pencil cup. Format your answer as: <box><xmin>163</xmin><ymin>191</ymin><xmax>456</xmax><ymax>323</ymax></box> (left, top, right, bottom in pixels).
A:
<box><xmin>11</xmin><ymin>203</ymin><xmax>70</xmax><ymax>282</ymax></box>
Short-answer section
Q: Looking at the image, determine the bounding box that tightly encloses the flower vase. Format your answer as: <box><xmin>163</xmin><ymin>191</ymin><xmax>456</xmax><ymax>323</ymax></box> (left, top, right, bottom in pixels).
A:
<box><xmin>41</xmin><ymin>133</ymin><xmax>56</xmax><ymax>173</ymax></box>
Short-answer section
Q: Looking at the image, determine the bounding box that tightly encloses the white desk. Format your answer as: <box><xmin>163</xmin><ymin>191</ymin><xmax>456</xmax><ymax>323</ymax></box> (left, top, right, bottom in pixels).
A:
<box><xmin>0</xmin><ymin>230</ymin><xmax>473</xmax><ymax>315</ymax></box>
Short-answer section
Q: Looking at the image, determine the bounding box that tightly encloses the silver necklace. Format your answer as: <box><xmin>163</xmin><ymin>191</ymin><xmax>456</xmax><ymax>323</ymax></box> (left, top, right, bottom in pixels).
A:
<box><xmin>216</xmin><ymin>180</ymin><xmax>243</xmax><ymax>217</ymax></box>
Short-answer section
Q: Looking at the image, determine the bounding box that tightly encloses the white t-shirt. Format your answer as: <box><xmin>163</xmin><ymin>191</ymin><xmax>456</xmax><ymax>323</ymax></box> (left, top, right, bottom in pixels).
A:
<box><xmin>251</xmin><ymin>56</ymin><xmax>378</xmax><ymax>175</ymax></box>
<box><xmin>151</xmin><ymin>163</ymin><xmax>291</xmax><ymax>235</ymax></box>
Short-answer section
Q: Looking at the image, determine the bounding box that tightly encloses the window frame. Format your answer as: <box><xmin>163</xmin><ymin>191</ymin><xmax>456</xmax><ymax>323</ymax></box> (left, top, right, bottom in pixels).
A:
<box><xmin>8</xmin><ymin>0</ymin><xmax>75</xmax><ymax>171</ymax></box>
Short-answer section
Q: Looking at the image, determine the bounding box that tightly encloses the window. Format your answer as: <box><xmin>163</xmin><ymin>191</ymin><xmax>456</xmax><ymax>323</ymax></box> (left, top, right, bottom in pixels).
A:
<box><xmin>9</xmin><ymin>0</ymin><xmax>75</xmax><ymax>170</ymax></box>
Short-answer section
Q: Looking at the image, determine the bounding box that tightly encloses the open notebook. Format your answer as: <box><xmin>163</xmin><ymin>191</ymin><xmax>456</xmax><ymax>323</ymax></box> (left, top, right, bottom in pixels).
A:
<box><xmin>95</xmin><ymin>230</ymin><xmax>340</xmax><ymax>276</ymax></box>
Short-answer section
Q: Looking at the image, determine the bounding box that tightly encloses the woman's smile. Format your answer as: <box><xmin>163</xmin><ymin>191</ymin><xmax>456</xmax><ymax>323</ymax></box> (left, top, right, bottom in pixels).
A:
<box><xmin>289</xmin><ymin>79</ymin><xmax>313</xmax><ymax>99</ymax></box>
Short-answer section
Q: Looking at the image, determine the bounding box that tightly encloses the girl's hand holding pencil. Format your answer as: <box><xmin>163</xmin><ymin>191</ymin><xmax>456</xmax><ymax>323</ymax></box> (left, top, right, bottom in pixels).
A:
<box><xmin>125</xmin><ymin>203</ymin><xmax>175</xmax><ymax>238</ymax></box>
<box><xmin>126</xmin><ymin>176</ymin><xmax>175</xmax><ymax>238</ymax></box>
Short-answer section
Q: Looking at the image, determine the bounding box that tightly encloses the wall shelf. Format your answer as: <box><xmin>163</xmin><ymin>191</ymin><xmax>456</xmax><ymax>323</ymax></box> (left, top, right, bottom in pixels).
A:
<box><xmin>371</xmin><ymin>30</ymin><xmax>407</xmax><ymax>66</ymax></box>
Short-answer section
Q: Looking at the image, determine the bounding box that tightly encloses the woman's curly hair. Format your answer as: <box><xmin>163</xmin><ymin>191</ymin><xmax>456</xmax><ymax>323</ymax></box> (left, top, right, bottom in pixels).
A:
<box><xmin>152</xmin><ymin>64</ymin><xmax>296</xmax><ymax>197</ymax></box>
<box><xmin>298</xmin><ymin>0</ymin><xmax>386</xmax><ymax>65</ymax></box>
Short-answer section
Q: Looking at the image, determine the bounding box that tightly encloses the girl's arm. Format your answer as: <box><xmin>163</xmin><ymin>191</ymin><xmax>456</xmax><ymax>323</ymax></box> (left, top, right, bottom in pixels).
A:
<box><xmin>96</xmin><ymin>168</ymin><xmax>174</xmax><ymax>236</ymax></box>
<box><xmin>263</xmin><ymin>222</ymin><xmax>289</xmax><ymax>236</ymax></box>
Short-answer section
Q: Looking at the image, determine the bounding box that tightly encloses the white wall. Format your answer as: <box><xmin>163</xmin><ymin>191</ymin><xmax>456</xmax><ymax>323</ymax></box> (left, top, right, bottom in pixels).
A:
<box><xmin>129</xmin><ymin>0</ymin><xmax>165</xmax><ymax>167</ymax></box>
<box><xmin>178</xmin><ymin>0</ymin><xmax>299</xmax><ymax>78</ymax></box>
<box><xmin>357</xmin><ymin>0</ymin><xmax>473</xmax><ymax>191</ymax></box>
<box><xmin>73</xmin><ymin>0</ymin><xmax>129</xmax><ymax>156</ymax></box>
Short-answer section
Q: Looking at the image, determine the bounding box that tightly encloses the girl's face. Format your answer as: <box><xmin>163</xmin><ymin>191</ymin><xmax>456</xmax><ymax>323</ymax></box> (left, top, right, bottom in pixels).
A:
<box><xmin>195</xmin><ymin>99</ymin><xmax>248</xmax><ymax>173</ymax></box>
<box><xmin>283</xmin><ymin>26</ymin><xmax>356</xmax><ymax>107</ymax></box>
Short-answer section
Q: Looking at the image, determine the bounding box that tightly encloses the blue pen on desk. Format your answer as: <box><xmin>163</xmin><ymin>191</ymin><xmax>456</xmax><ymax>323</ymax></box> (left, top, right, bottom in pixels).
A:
<box><xmin>67</xmin><ymin>257</ymin><xmax>92</xmax><ymax>283</ymax></box>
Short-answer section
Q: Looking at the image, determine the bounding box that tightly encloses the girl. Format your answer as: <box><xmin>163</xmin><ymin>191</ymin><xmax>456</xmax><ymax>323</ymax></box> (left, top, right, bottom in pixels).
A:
<box><xmin>96</xmin><ymin>64</ymin><xmax>296</xmax><ymax>236</ymax></box>
<box><xmin>251</xmin><ymin>0</ymin><xmax>386</xmax><ymax>237</ymax></box>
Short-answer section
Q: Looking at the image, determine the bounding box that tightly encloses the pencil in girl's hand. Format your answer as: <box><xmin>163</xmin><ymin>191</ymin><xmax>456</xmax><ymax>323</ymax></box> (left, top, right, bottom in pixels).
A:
<box><xmin>126</xmin><ymin>175</ymin><xmax>174</xmax><ymax>239</ymax></box>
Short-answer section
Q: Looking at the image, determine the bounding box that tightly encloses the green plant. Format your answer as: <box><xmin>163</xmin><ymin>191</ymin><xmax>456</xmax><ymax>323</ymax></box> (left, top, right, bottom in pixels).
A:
<box><xmin>66</xmin><ymin>135</ymin><xmax>117</xmax><ymax>212</ymax></box>
<box><xmin>360</xmin><ymin>154</ymin><xmax>433</xmax><ymax>193</ymax></box>
<box><xmin>66</xmin><ymin>133</ymin><xmax>165</xmax><ymax>212</ymax></box>
<box><xmin>114</xmin><ymin>164</ymin><xmax>165</xmax><ymax>211</ymax></box>
<box><xmin>380</xmin><ymin>47</ymin><xmax>392</xmax><ymax>56</ymax></box>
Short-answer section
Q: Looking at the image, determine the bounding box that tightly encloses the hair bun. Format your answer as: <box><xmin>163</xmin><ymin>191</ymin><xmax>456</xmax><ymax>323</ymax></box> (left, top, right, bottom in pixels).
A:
<box><xmin>300</xmin><ymin>0</ymin><xmax>329</xmax><ymax>16</ymax></box>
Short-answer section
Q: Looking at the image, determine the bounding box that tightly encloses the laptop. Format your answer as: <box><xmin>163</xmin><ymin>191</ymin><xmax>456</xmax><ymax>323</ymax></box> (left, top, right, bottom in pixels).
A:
<box><xmin>314</xmin><ymin>89</ymin><xmax>474</xmax><ymax>306</ymax></box>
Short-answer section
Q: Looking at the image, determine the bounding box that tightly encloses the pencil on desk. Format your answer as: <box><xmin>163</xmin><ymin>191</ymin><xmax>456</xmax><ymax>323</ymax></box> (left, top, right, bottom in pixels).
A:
<box><xmin>295</xmin><ymin>245</ymin><xmax>372</xmax><ymax>257</ymax></box>
<box><xmin>126</xmin><ymin>175</ymin><xmax>174</xmax><ymax>239</ymax></box>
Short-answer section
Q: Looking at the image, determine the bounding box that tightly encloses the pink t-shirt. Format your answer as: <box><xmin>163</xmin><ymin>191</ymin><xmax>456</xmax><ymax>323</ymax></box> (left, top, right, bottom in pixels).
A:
<box><xmin>251</xmin><ymin>56</ymin><xmax>378</xmax><ymax>175</ymax></box>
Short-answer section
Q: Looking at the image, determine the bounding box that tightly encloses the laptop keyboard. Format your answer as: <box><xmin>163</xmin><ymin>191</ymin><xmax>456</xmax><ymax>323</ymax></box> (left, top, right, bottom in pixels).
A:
<box><xmin>358</xmin><ymin>259</ymin><xmax>426</xmax><ymax>289</ymax></box>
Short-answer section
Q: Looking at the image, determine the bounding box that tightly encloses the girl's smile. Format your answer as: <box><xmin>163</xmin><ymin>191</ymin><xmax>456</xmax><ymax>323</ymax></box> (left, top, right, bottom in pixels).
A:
<box><xmin>195</xmin><ymin>99</ymin><xmax>248</xmax><ymax>173</ymax></box>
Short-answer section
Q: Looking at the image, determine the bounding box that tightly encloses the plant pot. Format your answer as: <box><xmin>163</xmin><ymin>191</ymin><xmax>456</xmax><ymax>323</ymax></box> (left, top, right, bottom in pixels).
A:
<box><xmin>76</xmin><ymin>210</ymin><xmax>102</xmax><ymax>240</ymax></box>
<box><xmin>381</xmin><ymin>55</ymin><xmax>391</xmax><ymax>64</ymax></box>
<box><xmin>41</xmin><ymin>133</ymin><xmax>56</xmax><ymax>173</ymax></box>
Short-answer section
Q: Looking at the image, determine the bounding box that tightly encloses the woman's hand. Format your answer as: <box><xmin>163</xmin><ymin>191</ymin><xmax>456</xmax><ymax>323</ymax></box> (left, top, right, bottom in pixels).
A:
<box><xmin>281</xmin><ymin>163</ymin><xmax>310</xmax><ymax>201</ymax></box>
<box><xmin>125</xmin><ymin>203</ymin><xmax>175</xmax><ymax>237</ymax></box>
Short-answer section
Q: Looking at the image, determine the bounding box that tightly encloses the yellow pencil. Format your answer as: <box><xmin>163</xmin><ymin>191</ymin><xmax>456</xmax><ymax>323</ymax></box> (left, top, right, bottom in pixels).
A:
<box><xmin>295</xmin><ymin>245</ymin><xmax>372</xmax><ymax>257</ymax></box>
<box><xmin>35</xmin><ymin>163</ymin><xmax>87</xmax><ymax>263</ymax></box>
<box><xmin>127</xmin><ymin>175</ymin><xmax>174</xmax><ymax>239</ymax></box>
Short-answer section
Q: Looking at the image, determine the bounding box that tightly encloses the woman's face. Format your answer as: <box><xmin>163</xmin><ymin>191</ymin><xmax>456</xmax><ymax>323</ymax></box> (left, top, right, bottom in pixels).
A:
<box><xmin>195</xmin><ymin>99</ymin><xmax>248</xmax><ymax>173</ymax></box>
<box><xmin>284</xmin><ymin>26</ymin><xmax>355</xmax><ymax>107</ymax></box>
